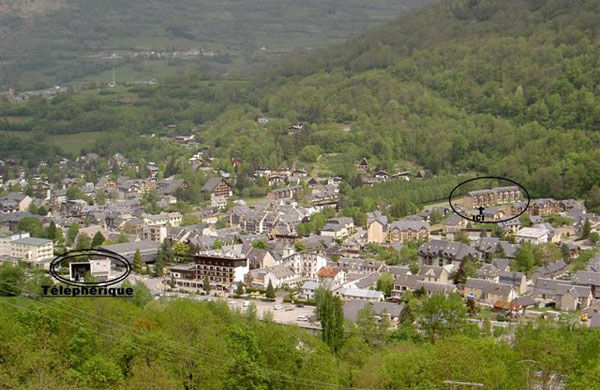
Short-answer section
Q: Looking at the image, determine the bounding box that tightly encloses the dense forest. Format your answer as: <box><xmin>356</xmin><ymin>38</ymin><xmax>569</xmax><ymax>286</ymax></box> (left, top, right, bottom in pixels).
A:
<box><xmin>0</xmin><ymin>277</ymin><xmax>599</xmax><ymax>390</ymax></box>
<box><xmin>0</xmin><ymin>0</ymin><xmax>431</xmax><ymax>90</ymax></box>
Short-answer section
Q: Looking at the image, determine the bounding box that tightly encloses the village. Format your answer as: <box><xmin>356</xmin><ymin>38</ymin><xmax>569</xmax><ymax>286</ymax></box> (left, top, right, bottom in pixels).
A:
<box><xmin>1</xmin><ymin>146</ymin><xmax>599</xmax><ymax>332</ymax></box>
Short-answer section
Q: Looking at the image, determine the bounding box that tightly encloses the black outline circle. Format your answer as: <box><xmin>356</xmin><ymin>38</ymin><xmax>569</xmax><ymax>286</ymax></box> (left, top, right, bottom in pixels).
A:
<box><xmin>49</xmin><ymin>248</ymin><xmax>131</xmax><ymax>287</ymax></box>
<box><xmin>448</xmin><ymin>176</ymin><xmax>530</xmax><ymax>224</ymax></box>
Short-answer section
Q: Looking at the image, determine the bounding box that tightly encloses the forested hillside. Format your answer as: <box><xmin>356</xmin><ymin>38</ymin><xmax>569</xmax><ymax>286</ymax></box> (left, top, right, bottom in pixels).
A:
<box><xmin>1</xmin><ymin>292</ymin><xmax>599</xmax><ymax>390</ymax></box>
<box><xmin>200</xmin><ymin>0</ymin><xmax>600</xmax><ymax>199</ymax></box>
<box><xmin>2</xmin><ymin>0</ymin><xmax>599</xmax><ymax>202</ymax></box>
<box><xmin>0</xmin><ymin>0</ymin><xmax>431</xmax><ymax>90</ymax></box>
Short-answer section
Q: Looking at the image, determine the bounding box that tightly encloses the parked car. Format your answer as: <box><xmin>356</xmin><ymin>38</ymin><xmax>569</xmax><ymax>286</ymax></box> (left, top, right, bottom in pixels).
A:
<box><xmin>295</xmin><ymin>303</ymin><xmax>304</xmax><ymax>308</ymax></box>
<box><xmin>243</xmin><ymin>300</ymin><xmax>251</xmax><ymax>307</ymax></box>
<box><xmin>296</xmin><ymin>315</ymin><xmax>308</xmax><ymax>322</ymax></box>
<box><xmin>274</xmin><ymin>304</ymin><xmax>284</xmax><ymax>310</ymax></box>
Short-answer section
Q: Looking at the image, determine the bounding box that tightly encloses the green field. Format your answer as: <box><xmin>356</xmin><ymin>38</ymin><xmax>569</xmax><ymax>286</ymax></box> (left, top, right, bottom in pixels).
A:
<box><xmin>47</xmin><ymin>132</ymin><xmax>111</xmax><ymax>154</ymax></box>
<box><xmin>2</xmin><ymin>130</ymin><xmax>112</xmax><ymax>155</ymax></box>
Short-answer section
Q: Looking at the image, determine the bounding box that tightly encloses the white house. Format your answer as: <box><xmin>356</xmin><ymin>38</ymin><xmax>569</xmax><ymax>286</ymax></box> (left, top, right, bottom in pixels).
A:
<box><xmin>281</xmin><ymin>252</ymin><xmax>328</xmax><ymax>281</ymax></box>
<box><xmin>515</xmin><ymin>227</ymin><xmax>549</xmax><ymax>244</ymax></box>
<box><xmin>338</xmin><ymin>288</ymin><xmax>384</xmax><ymax>302</ymax></box>
<box><xmin>245</xmin><ymin>264</ymin><xmax>299</xmax><ymax>289</ymax></box>
<box><xmin>6</xmin><ymin>236</ymin><xmax>54</xmax><ymax>269</ymax></box>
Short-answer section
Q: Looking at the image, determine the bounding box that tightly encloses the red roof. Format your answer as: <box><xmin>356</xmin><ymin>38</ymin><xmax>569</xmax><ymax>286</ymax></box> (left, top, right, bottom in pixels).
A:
<box><xmin>317</xmin><ymin>267</ymin><xmax>340</xmax><ymax>278</ymax></box>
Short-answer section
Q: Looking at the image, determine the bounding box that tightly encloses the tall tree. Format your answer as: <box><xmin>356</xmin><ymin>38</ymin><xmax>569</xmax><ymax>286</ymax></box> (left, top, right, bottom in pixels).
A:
<box><xmin>47</xmin><ymin>221</ymin><xmax>58</xmax><ymax>242</ymax></box>
<box><xmin>265</xmin><ymin>280</ymin><xmax>275</xmax><ymax>299</ymax></box>
<box><xmin>154</xmin><ymin>251</ymin><xmax>164</xmax><ymax>277</ymax></box>
<box><xmin>132</xmin><ymin>249</ymin><xmax>143</xmax><ymax>273</ymax></box>
<box><xmin>315</xmin><ymin>288</ymin><xmax>344</xmax><ymax>352</ymax></box>
<box><xmin>581</xmin><ymin>218</ymin><xmax>591</xmax><ymax>239</ymax></box>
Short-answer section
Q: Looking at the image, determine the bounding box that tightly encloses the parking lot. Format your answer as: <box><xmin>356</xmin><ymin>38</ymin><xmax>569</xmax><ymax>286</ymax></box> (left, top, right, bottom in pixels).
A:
<box><xmin>227</xmin><ymin>298</ymin><xmax>317</xmax><ymax>325</ymax></box>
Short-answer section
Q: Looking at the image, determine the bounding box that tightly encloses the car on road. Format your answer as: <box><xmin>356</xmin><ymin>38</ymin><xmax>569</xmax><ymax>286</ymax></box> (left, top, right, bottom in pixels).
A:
<box><xmin>274</xmin><ymin>304</ymin><xmax>284</xmax><ymax>310</ymax></box>
<box><xmin>285</xmin><ymin>306</ymin><xmax>294</xmax><ymax>311</ymax></box>
<box><xmin>295</xmin><ymin>303</ymin><xmax>304</xmax><ymax>308</ymax></box>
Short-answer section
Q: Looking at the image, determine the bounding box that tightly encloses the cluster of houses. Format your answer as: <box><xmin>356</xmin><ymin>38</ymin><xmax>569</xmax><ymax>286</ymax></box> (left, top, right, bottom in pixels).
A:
<box><xmin>357</xmin><ymin>157</ymin><xmax>424</xmax><ymax>187</ymax></box>
<box><xmin>2</xmin><ymin>153</ymin><xmax>600</xmax><ymax>327</ymax></box>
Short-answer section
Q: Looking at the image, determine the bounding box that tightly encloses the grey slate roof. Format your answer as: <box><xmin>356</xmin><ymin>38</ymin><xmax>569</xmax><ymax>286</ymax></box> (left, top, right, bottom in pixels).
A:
<box><xmin>202</xmin><ymin>177</ymin><xmax>229</xmax><ymax>192</ymax></box>
<box><xmin>587</xmin><ymin>254</ymin><xmax>600</xmax><ymax>273</ymax></box>
<box><xmin>418</xmin><ymin>240</ymin><xmax>477</xmax><ymax>262</ymax></box>
<box><xmin>574</xmin><ymin>271</ymin><xmax>600</xmax><ymax>287</ymax></box>
<box><xmin>265</xmin><ymin>264</ymin><xmax>295</xmax><ymax>279</ymax></box>
<box><xmin>389</xmin><ymin>219</ymin><xmax>429</xmax><ymax>231</ymax></box>
<box><xmin>342</xmin><ymin>300</ymin><xmax>403</xmax><ymax>322</ymax></box>
<box><xmin>532</xmin><ymin>260</ymin><xmax>568</xmax><ymax>279</ymax></box>
<box><xmin>465</xmin><ymin>278</ymin><xmax>514</xmax><ymax>296</ymax></box>
<box><xmin>367</xmin><ymin>211</ymin><xmax>388</xmax><ymax>228</ymax></box>
<box><xmin>353</xmin><ymin>272</ymin><xmax>380</xmax><ymax>289</ymax></box>
<box><xmin>414</xmin><ymin>281</ymin><xmax>457</xmax><ymax>295</ymax></box>
<box><xmin>383</xmin><ymin>265</ymin><xmax>411</xmax><ymax>276</ymax></box>
<box><xmin>12</xmin><ymin>237</ymin><xmax>52</xmax><ymax>246</ymax></box>
<box><xmin>512</xmin><ymin>295</ymin><xmax>537</xmax><ymax>307</ymax></box>
<box><xmin>477</xmin><ymin>264</ymin><xmax>500</xmax><ymax>279</ymax></box>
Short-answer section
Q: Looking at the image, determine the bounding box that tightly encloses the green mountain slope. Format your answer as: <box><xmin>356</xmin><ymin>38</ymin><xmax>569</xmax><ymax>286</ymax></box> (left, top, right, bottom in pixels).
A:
<box><xmin>0</xmin><ymin>0</ymin><xmax>431</xmax><ymax>90</ymax></box>
<box><xmin>199</xmin><ymin>0</ymin><xmax>600</xmax><ymax>199</ymax></box>
<box><xmin>1</xmin><ymin>0</ymin><xmax>599</xmax><ymax>202</ymax></box>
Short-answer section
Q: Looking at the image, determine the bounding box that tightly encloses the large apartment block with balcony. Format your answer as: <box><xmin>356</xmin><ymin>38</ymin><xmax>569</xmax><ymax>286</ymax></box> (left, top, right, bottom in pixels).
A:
<box><xmin>463</xmin><ymin>186</ymin><xmax>521</xmax><ymax>209</ymax></box>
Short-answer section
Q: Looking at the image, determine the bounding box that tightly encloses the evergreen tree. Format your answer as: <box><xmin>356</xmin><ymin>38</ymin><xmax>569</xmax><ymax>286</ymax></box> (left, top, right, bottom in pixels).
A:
<box><xmin>132</xmin><ymin>249</ymin><xmax>143</xmax><ymax>273</ymax></box>
<box><xmin>581</xmin><ymin>218</ymin><xmax>591</xmax><ymax>239</ymax></box>
<box><xmin>47</xmin><ymin>221</ymin><xmax>58</xmax><ymax>242</ymax></box>
<box><xmin>154</xmin><ymin>252</ymin><xmax>164</xmax><ymax>277</ymax></box>
<box><xmin>265</xmin><ymin>280</ymin><xmax>275</xmax><ymax>299</ymax></box>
